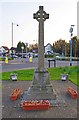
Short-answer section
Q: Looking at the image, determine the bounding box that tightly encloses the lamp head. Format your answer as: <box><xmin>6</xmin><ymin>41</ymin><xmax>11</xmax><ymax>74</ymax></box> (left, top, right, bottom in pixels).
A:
<box><xmin>17</xmin><ymin>24</ymin><xmax>19</xmax><ymax>26</ymax></box>
<box><xmin>71</xmin><ymin>25</ymin><xmax>75</xmax><ymax>27</ymax></box>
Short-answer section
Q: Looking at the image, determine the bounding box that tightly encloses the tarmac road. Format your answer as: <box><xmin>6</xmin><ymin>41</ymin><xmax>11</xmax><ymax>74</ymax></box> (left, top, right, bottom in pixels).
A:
<box><xmin>0</xmin><ymin>58</ymin><xmax>77</xmax><ymax>72</ymax></box>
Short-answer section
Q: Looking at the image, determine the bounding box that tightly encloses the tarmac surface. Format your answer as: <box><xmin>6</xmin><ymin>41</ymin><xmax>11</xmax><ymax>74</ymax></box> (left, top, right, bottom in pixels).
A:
<box><xmin>1</xmin><ymin>58</ymin><xmax>77</xmax><ymax>72</ymax></box>
<box><xmin>2</xmin><ymin>80</ymin><xmax>78</xmax><ymax>119</ymax></box>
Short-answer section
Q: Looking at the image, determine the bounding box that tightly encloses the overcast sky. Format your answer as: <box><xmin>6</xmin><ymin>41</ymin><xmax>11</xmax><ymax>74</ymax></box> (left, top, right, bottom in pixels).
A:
<box><xmin>0</xmin><ymin>0</ymin><xmax>78</xmax><ymax>48</ymax></box>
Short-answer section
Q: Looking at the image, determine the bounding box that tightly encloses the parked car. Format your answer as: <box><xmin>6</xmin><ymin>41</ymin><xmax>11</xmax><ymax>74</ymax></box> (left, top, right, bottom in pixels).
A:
<box><xmin>45</xmin><ymin>51</ymin><xmax>53</xmax><ymax>55</ymax></box>
<box><xmin>56</xmin><ymin>55</ymin><xmax>60</xmax><ymax>58</ymax></box>
<box><xmin>27</xmin><ymin>52</ymin><xmax>33</xmax><ymax>57</ymax></box>
<box><xmin>34</xmin><ymin>53</ymin><xmax>38</xmax><ymax>57</ymax></box>
<box><xmin>10</xmin><ymin>55</ymin><xmax>18</xmax><ymax>58</ymax></box>
<box><xmin>21</xmin><ymin>54</ymin><xmax>28</xmax><ymax>58</ymax></box>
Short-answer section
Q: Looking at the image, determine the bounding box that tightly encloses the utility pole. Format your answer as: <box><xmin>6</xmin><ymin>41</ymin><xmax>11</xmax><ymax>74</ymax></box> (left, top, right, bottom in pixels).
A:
<box><xmin>12</xmin><ymin>22</ymin><xmax>19</xmax><ymax>58</ymax></box>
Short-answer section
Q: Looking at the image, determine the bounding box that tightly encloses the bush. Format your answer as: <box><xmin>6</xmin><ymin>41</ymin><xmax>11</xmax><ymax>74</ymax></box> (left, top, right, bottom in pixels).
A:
<box><xmin>0</xmin><ymin>57</ymin><xmax>13</xmax><ymax>61</ymax></box>
<box><xmin>45</xmin><ymin>54</ymin><xmax>54</xmax><ymax>58</ymax></box>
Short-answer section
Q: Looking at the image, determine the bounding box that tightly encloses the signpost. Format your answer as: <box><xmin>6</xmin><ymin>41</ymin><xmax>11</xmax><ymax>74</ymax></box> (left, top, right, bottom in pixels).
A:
<box><xmin>69</xmin><ymin>25</ymin><xmax>75</xmax><ymax>66</ymax></box>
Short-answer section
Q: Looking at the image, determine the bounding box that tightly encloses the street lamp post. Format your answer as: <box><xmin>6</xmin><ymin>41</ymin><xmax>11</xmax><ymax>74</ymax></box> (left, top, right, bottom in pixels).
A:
<box><xmin>21</xmin><ymin>46</ymin><xmax>24</xmax><ymax>58</ymax></box>
<box><xmin>69</xmin><ymin>25</ymin><xmax>75</xmax><ymax>66</ymax></box>
<box><xmin>25</xmin><ymin>43</ymin><xmax>28</xmax><ymax>53</ymax></box>
<box><xmin>12</xmin><ymin>22</ymin><xmax>19</xmax><ymax>58</ymax></box>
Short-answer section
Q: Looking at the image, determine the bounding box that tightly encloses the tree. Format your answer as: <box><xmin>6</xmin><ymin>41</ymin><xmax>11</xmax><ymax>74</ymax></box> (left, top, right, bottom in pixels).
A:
<box><xmin>76</xmin><ymin>39</ymin><xmax>79</xmax><ymax>57</ymax></box>
<box><xmin>53</xmin><ymin>36</ymin><xmax>79</xmax><ymax>57</ymax></box>
<box><xmin>53</xmin><ymin>39</ymin><xmax>67</xmax><ymax>56</ymax></box>
<box><xmin>66</xmin><ymin>43</ymin><xmax>70</xmax><ymax>57</ymax></box>
<box><xmin>29</xmin><ymin>43</ymin><xmax>38</xmax><ymax>52</ymax></box>
<box><xmin>72</xmin><ymin>36</ymin><xmax>77</xmax><ymax>57</ymax></box>
<box><xmin>16</xmin><ymin>41</ymin><xmax>26</xmax><ymax>53</ymax></box>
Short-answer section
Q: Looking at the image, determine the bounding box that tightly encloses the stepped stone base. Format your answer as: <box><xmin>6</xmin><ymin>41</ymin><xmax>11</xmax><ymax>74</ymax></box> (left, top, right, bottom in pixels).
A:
<box><xmin>22</xmin><ymin>69</ymin><xmax>56</xmax><ymax>100</ymax></box>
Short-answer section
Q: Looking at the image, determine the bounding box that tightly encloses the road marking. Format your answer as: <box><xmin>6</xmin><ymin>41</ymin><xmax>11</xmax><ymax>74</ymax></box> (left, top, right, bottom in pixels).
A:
<box><xmin>10</xmin><ymin>63</ymin><xmax>21</xmax><ymax>64</ymax></box>
<box><xmin>0</xmin><ymin>67</ymin><xmax>36</xmax><ymax>73</ymax></box>
<box><xmin>16</xmin><ymin>67</ymin><xmax>36</xmax><ymax>70</ymax></box>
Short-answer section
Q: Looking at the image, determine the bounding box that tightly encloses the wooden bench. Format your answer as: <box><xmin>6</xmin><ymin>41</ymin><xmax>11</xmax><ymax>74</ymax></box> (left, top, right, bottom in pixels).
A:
<box><xmin>67</xmin><ymin>87</ymin><xmax>78</xmax><ymax>99</ymax></box>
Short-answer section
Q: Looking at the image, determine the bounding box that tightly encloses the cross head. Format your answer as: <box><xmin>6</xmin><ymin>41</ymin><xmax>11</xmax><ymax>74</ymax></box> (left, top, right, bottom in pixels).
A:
<box><xmin>33</xmin><ymin>6</ymin><xmax>49</xmax><ymax>22</ymax></box>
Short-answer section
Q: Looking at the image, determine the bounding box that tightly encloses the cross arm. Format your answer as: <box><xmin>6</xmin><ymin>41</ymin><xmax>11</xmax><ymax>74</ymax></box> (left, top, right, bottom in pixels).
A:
<box><xmin>33</xmin><ymin>11</ymin><xmax>40</xmax><ymax>19</ymax></box>
<box><xmin>43</xmin><ymin>11</ymin><xmax>49</xmax><ymax>19</ymax></box>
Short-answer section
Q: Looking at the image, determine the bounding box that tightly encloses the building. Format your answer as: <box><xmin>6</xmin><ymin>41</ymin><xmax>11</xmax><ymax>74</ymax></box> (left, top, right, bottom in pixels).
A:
<box><xmin>0</xmin><ymin>46</ymin><xmax>9</xmax><ymax>56</ymax></box>
<box><xmin>44</xmin><ymin>43</ymin><xmax>53</xmax><ymax>54</ymax></box>
<box><xmin>10</xmin><ymin>47</ymin><xmax>17</xmax><ymax>55</ymax></box>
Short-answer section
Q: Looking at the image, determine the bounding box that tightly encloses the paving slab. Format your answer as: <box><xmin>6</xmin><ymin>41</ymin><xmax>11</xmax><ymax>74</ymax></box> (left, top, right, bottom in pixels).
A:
<box><xmin>2</xmin><ymin>80</ymin><xmax>78</xmax><ymax>119</ymax></box>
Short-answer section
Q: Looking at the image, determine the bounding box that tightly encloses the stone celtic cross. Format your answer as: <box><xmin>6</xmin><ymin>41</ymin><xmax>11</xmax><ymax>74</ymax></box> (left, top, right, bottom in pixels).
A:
<box><xmin>22</xmin><ymin>6</ymin><xmax>56</xmax><ymax>100</ymax></box>
<box><xmin>33</xmin><ymin>6</ymin><xmax>49</xmax><ymax>70</ymax></box>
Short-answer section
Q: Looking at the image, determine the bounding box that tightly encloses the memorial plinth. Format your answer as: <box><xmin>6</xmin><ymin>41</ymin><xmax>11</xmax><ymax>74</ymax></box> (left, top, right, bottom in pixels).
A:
<box><xmin>22</xmin><ymin>6</ymin><xmax>56</xmax><ymax>100</ymax></box>
<box><xmin>24</xmin><ymin>69</ymin><xmax>56</xmax><ymax>100</ymax></box>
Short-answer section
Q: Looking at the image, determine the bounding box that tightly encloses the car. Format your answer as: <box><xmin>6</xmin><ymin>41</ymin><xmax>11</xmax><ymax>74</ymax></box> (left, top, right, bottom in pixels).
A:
<box><xmin>34</xmin><ymin>53</ymin><xmax>38</xmax><ymax>57</ymax></box>
<box><xmin>45</xmin><ymin>51</ymin><xmax>53</xmax><ymax>55</ymax></box>
<box><xmin>27</xmin><ymin>52</ymin><xmax>33</xmax><ymax>57</ymax></box>
<box><xmin>21</xmin><ymin>54</ymin><xmax>28</xmax><ymax>58</ymax></box>
<box><xmin>56</xmin><ymin>55</ymin><xmax>60</xmax><ymax>58</ymax></box>
<box><xmin>10</xmin><ymin>55</ymin><xmax>18</xmax><ymax>58</ymax></box>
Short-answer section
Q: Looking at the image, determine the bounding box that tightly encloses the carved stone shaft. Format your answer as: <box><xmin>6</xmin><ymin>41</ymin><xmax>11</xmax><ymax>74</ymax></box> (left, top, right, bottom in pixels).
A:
<box><xmin>33</xmin><ymin>6</ymin><xmax>49</xmax><ymax>70</ymax></box>
<box><xmin>22</xmin><ymin>6</ymin><xmax>56</xmax><ymax>100</ymax></box>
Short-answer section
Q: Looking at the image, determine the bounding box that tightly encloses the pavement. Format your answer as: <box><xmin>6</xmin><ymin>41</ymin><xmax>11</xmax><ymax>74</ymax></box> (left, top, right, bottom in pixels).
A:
<box><xmin>2</xmin><ymin>80</ymin><xmax>78</xmax><ymax>119</ymax></box>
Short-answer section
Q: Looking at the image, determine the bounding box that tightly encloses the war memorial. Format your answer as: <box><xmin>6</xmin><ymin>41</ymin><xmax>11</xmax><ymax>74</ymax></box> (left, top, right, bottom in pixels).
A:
<box><xmin>2</xmin><ymin>6</ymin><xmax>77</xmax><ymax>119</ymax></box>
<box><xmin>22</xmin><ymin>6</ymin><xmax>56</xmax><ymax>101</ymax></box>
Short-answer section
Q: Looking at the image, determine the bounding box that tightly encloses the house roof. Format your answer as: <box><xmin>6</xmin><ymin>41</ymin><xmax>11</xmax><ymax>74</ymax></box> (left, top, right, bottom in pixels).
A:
<box><xmin>45</xmin><ymin>43</ymin><xmax>53</xmax><ymax>47</ymax></box>
<box><xmin>10</xmin><ymin>47</ymin><xmax>17</xmax><ymax>50</ymax></box>
<box><xmin>2</xmin><ymin>46</ymin><xmax>9</xmax><ymax>50</ymax></box>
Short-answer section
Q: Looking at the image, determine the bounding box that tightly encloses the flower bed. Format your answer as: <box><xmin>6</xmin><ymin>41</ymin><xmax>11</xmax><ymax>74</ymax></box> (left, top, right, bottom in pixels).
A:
<box><xmin>21</xmin><ymin>100</ymin><xmax>50</xmax><ymax>110</ymax></box>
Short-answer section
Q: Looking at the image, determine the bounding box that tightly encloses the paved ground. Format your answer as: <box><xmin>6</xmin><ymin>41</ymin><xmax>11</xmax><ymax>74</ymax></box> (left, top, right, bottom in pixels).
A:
<box><xmin>2</xmin><ymin>80</ymin><xmax>78</xmax><ymax>119</ymax></box>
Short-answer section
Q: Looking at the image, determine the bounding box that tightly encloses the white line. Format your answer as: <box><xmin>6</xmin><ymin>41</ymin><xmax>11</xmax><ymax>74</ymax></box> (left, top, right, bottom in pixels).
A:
<box><xmin>15</xmin><ymin>67</ymin><xmax>36</xmax><ymax>70</ymax></box>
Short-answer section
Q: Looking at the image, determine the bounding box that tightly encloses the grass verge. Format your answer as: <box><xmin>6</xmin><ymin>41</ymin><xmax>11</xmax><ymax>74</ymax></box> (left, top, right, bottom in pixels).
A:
<box><xmin>0</xmin><ymin>66</ymin><xmax>79</xmax><ymax>86</ymax></box>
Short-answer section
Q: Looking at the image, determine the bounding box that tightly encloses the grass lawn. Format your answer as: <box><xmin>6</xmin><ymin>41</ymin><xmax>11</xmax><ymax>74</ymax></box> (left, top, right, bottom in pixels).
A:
<box><xmin>0</xmin><ymin>66</ymin><xmax>79</xmax><ymax>86</ymax></box>
<box><xmin>48</xmin><ymin>66</ymin><xmax>79</xmax><ymax>86</ymax></box>
<box><xmin>0</xmin><ymin>57</ymin><xmax>13</xmax><ymax>61</ymax></box>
